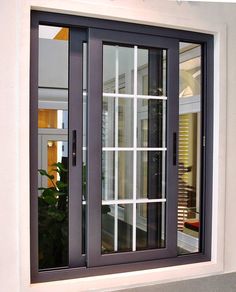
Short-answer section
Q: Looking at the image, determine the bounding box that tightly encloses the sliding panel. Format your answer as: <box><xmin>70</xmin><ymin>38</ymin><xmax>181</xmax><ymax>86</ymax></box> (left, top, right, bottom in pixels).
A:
<box><xmin>38</xmin><ymin>25</ymin><xmax>70</xmax><ymax>269</ymax></box>
<box><xmin>35</xmin><ymin>25</ymin><xmax>86</xmax><ymax>271</ymax></box>
<box><xmin>87</xmin><ymin>28</ymin><xmax>179</xmax><ymax>267</ymax></box>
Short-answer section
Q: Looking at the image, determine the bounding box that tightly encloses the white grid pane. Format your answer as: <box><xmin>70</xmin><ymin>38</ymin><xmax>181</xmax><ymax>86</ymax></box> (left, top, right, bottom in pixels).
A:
<box><xmin>102</xmin><ymin>44</ymin><xmax>167</xmax><ymax>253</ymax></box>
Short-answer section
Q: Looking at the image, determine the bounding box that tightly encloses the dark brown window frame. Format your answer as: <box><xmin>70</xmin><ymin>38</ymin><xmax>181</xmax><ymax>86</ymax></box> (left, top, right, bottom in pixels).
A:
<box><xmin>30</xmin><ymin>10</ymin><xmax>213</xmax><ymax>283</ymax></box>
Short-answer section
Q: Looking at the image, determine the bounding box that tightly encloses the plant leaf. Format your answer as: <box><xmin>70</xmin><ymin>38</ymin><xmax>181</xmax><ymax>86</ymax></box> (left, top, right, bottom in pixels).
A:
<box><xmin>56</xmin><ymin>181</ymin><xmax>67</xmax><ymax>189</ymax></box>
<box><xmin>43</xmin><ymin>195</ymin><xmax>57</xmax><ymax>205</ymax></box>
<box><xmin>47</xmin><ymin>209</ymin><xmax>66</xmax><ymax>221</ymax></box>
<box><xmin>38</xmin><ymin>169</ymin><xmax>54</xmax><ymax>180</ymax></box>
<box><xmin>51</xmin><ymin>162</ymin><xmax>68</xmax><ymax>172</ymax></box>
<box><xmin>41</xmin><ymin>188</ymin><xmax>56</xmax><ymax>197</ymax></box>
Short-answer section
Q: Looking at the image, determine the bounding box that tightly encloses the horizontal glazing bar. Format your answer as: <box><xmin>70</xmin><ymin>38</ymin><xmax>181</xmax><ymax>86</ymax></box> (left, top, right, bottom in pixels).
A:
<box><xmin>103</xmin><ymin>92</ymin><xmax>167</xmax><ymax>100</ymax></box>
<box><xmin>102</xmin><ymin>147</ymin><xmax>167</xmax><ymax>151</ymax></box>
<box><xmin>103</xmin><ymin>93</ymin><xmax>134</xmax><ymax>98</ymax></box>
<box><xmin>102</xmin><ymin>198</ymin><xmax>166</xmax><ymax>205</ymax></box>
<box><xmin>137</xmin><ymin>95</ymin><xmax>167</xmax><ymax>100</ymax></box>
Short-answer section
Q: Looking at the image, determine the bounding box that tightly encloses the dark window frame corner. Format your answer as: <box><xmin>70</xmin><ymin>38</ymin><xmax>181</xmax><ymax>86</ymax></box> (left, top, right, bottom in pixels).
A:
<box><xmin>30</xmin><ymin>10</ymin><xmax>214</xmax><ymax>283</ymax></box>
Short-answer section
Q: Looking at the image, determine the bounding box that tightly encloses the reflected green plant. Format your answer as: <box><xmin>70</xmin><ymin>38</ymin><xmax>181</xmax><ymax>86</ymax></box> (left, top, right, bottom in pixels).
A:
<box><xmin>38</xmin><ymin>162</ymin><xmax>68</xmax><ymax>269</ymax></box>
<box><xmin>38</xmin><ymin>162</ymin><xmax>110</xmax><ymax>269</ymax></box>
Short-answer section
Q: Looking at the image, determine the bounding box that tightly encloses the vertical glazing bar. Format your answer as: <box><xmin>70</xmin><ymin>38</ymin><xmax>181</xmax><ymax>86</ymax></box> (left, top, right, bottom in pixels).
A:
<box><xmin>132</xmin><ymin>45</ymin><xmax>138</xmax><ymax>252</ymax></box>
<box><xmin>114</xmin><ymin>46</ymin><xmax>119</xmax><ymax>252</ymax></box>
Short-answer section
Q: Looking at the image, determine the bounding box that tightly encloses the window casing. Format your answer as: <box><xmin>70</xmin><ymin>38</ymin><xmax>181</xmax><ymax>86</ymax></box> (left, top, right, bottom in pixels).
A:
<box><xmin>30</xmin><ymin>11</ymin><xmax>213</xmax><ymax>283</ymax></box>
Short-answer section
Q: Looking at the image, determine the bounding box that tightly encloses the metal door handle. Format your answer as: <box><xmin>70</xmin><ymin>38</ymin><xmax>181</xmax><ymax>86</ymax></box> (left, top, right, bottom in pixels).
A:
<box><xmin>173</xmin><ymin>132</ymin><xmax>177</xmax><ymax>166</ymax></box>
<box><xmin>72</xmin><ymin>130</ymin><xmax>77</xmax><ymax>166</ymax></box>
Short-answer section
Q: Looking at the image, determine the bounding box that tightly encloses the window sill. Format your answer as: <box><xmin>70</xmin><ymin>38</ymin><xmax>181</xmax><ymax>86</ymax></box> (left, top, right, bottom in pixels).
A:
<box><xmin>32</xmin><ymin>253</ymin><xmax>211</xmax><ymax>283</ymax></box>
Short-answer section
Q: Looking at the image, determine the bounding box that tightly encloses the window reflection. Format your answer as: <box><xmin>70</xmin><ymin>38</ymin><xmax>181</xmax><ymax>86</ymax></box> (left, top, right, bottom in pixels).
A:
<box><xmin>178</xmin><ymin>43</ymin><xmax>201</xmax><ymax>254</ymax></box>
<box><xmin>38</xmin><ymin>25</ymin><xmax>69</xmax><ymax>269</ymax></box>
<box><xmin>102</xmin><ymin>43</ymin><xmax>167</xmax><ymax>254</ymax></box>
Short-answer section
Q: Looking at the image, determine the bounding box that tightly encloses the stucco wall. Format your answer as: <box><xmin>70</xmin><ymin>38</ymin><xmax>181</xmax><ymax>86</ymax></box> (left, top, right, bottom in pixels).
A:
<box><xmin>1</xmin><ymin>0</ymin><xmax>235</xmax><ymax>291</ymax></box>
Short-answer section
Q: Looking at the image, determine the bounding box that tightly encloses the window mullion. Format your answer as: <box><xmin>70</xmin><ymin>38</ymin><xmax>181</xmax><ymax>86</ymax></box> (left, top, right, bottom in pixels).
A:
<box><xmin>86</xmin><ymin>28</ymin><xmax>103</xmax><ymax>267</ymax></box>
<box><xmin>68</xmin><ymin>28</ymin><xmax>86</xmax><ymax>267</ymax></box>
<box><xmin>165</xmin><ymin>42</ymin><xmax>179</xmax><ymax>256</ymax></box>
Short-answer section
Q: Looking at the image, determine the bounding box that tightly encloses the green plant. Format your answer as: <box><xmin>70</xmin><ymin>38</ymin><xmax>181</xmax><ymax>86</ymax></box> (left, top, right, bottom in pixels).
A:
<box><xmin>38</xmin><ymin>161</ymin><xmax>110</xmax><ymax>269</ymax></box>
<box><xmin>38</xmin><ymin>162</ymin><xmax>68</xmax><ymax>269</ymax></box>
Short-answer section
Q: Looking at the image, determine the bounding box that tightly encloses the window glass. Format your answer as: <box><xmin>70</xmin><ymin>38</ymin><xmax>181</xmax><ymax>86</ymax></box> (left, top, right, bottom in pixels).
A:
<box><xmin>31</xmin><ymin>16</ymin><xmax>213</xmax><ymax>281</ymax></box>
<box><xmin>178</xmin><ymin>42</ymin><xmax>201</xmax><ymax>255</ymax></box>
<box><xmin>137</xmin><ymin>48</ymin><xmax>166</xmax><ymax>96</ymax></box>
<box><xmin>38</xmin><ymin>25</ymin><xmax>69</xmax><ymax>269</ymax></box>
<box><xmin>136</xmin><ymin>203</ymin><xmax>165</xmax><ymax>250</ymax></box>
<box><xmin>102</xmin><ymin>44</ymin><xmax>167</xmax><ymax>253</ymax></box>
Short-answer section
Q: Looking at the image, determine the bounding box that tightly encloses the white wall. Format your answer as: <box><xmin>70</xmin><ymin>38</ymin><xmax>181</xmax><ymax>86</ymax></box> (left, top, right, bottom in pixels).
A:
<box><xmin>1</xmin><ymin>0</ymin><xmax>236</xmax><ymax>291</ymax></box>
<box><xmin>0</xmin><ymin>1</ymin><xmax>20</xmax><ymax>292</ymax></box>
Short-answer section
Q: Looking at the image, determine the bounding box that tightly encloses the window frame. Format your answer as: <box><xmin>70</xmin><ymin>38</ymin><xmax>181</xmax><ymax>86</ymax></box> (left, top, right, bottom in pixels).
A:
<box><xmin>87</xmin><ymin>28</ymin><xmax>179</xmax><ymax>267</ymax></box>
<box><xmin>30</xmin><ymin>10</ymin><xmax>213</xmax><ymax>283</ymax></box>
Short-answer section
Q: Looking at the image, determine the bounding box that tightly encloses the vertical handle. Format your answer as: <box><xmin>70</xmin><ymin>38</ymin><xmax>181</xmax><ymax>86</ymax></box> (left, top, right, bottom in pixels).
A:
<box><xmin>173</xmin><ymin>132</ymin><xmax>177</xmax><ymax>166</ymax></box>
<box><xmin>72</xmin><ymin>130</ymin><xmax>77</xmax><ymax>166</ymax></box>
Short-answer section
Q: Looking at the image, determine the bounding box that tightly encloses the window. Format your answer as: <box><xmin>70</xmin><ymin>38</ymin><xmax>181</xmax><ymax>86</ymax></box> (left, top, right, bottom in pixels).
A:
<box><xmin>30</xmin><ymin>11</ymin><xmax>213</xmax><ymax>282</ymax></box>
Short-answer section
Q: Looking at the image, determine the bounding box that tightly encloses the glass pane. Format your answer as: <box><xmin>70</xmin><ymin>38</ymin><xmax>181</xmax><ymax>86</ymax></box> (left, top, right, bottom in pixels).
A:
<box><xmin>118</xmin><ymin>152</ymin><xmax>133</xmax><ymax>199</ymax></box>
<box><xmin>118</xmin><ymin>46</ymin><xmax>134</xmax><ymax>94</ymax></box>
<box><xmin>102</xmin><ymin>97</ymin><xmax>133</xmax><ymax>147</ymax></box>
<box><xmin>137</xmin><ymin>151</ymin><xmax>165</xmax><ymax>199</ymax></box>
<box><xmin>103</xmin><ymin>45</ymin><xmax>116</xmax><ymax>93</ymax></box>
<box><xmin>82</xmin><ymin>42</ymin><xmax>87</xmax><ymax>254</ymax></box>
<box><xmin>102</xmin><ymin>151</ymin><xmax>115</xmax><ymax>201</ymax></box>
<box><xmin>137</xmin><ymin>48</ymin><xmax>166</xmax><ymax>96</ymax></box>
<box><xmin>137</xmin><ymin>99</ymin><xmax>166</xmax><ymax>148</ymax></box>
<box><xmin>38</xmin><ymin>24</ymin><xmax>69</xmax><ymax>130</ymax></box>
<box><xmin>82</xmin><ymin>149</ymin><xmax>86</xmax><ymax>255</ymax></box>
<box><xmin>82</xmin><ymin>204</ymin><xmax>86</xmax><ymax>255</ymax></box>
<box><xmin>103</xmin><ymin>45</ymin><xmax>134</xmax><ymax>94</ymax></box>
<box><xmin>38</xmin><ymin>140</ymin><xmax>68</xmax><ymax>269</ymax></box>
<box><xmin>83</xmin><ymin>42</ymin><xmax>87</xmax><ymax>148</ymax></box>
<box><xmin>118</xmin><ymin>98</ymin><xmax>133</xmax><ymax>147</ymax></box>
<box><xmin>102</xmin><ymin>151</ymin><xmax>133</xmax><ymax>200</ymax></box>
<box><xmin>102</xmin><ymin>205</ymin><xmax>115</xmax><ymax>253</ymax></box>
<box><xmin>179</xmin><ymin>43</ymin><xmax>201</xmax><ymax>98</ymax></box>
<box><xmin>38</xmin><ymin>25</ymin><xmax>69</xmax><ymax>269</ymax></box>
<box><xmin>136</xmin><ymin>203</ymin><xmax>165</xmax><ymax>250</ymax></box>
<box><xmin>38</xmin><ymin>109</ymin><xmax>68</xmax><ymax>129</ymax></box>
<box><xmin>101</xmin><ymin>204</ymin><xmax>133</xmax><ymax>253</ymax></box>
<box><xmin>178</xmin><ymin>43</ymin><xmax>201</xmax><ymax>255</ymax></box>
<box><xmin>118</xmin><ymin>204</ymin><xmax>133</xmax><ymax>252</ymax></box>
<box><xmin>102</xmin><ymin>96</ymin><xmax>115</xmax><ymax>147</ymax></box>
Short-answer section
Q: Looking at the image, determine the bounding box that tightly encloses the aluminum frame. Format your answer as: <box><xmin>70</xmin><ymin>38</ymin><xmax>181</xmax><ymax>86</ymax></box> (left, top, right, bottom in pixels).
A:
<box><xmin>30</xmin><ymin>10</ymin><xmax>214</xmax><ymax>283</ymax></box>
<box><xmin>87</xmin><ymin>27</ymin><xmax>179</xmax><ymax>267</ymax></box>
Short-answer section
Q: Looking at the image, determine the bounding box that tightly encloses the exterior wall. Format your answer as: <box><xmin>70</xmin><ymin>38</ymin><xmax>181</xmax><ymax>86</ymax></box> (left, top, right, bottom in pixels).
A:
<box><xmin>0</xmin><ymin>0</ymin><xmax>235</xmax><ymax>291</ymax></box>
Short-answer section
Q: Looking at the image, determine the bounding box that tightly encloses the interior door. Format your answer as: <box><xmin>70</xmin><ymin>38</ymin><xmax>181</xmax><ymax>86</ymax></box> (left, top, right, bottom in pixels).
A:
<box><xmin>87</xmin><ymin>28</ymin><xmax>179</xmax><ymax>267</ymax></box>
